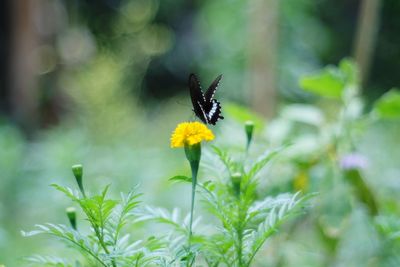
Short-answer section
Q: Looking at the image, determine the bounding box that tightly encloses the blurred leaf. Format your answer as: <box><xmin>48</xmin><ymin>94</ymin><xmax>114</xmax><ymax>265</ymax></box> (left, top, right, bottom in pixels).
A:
<box><xmin>245</xmin><ymin>147</ymin><xmax>285</xmax><ymax>182</ymax></box>
<box><xmin>245</xmin><ymin>192</ymin><xmax>313</xmax><ymax>266</ymax></box>
<box><xmin>212</xmin><ymin>146</ymin><xmax>234</xmax><ymax>174</ymax></box>
<box><xmin>344</xmin><ymin>169</ymin><xmax>378</xmax><ymax>216</ymax></box>
<box><xmin>281</xmin><ymin>104</ymin><xmax>324</xmax><ymax>126</ymax></box>
<box><xmin>300</xmin><ymin>67</ymin><xmax>345</xmax><ymax>99</ymax></box>
<box><xmin>375</xmin><ymin>215</ymin><xmax>400</xmax><ymax>239</ymax></box>
<box><xmin>339</xmin><ymin>58</ymin><xmax>359</xmax><ymax>85</ymax></box>
<box><xmin>51</xmin><ymin>184</ymin><xmax>79</xmax><ymax>201</ymax></box>
<box><xmin>23</xmin><ymin>223</ymin><xmax>106</xmax><ymax>266</ymax></box>
<box><xmin>300</xmin><ymin>58</ymin><xmax>359</xmax><ymax>99</ymax></box>
<box><xmin>224</xmin><ymin>103</ymin><xmax>265</xmax><ymax>129</ymax></box>
<box><xmin>135</xmin><ymin>206</ymin><xmax>190</xmax><ymax>234</ymax></box>
<box><xmin>169</xmin><ymin>175</ymin><xmax>192</xmax><ymax>183</ymax></box>
<box><xmin>373</xmin><ymin>89</ymin><xmax>400</xmax><ymax>119</ymax></box>
<box><xmin>24</xmin><ymin>255</ymin><xmax>73</xmax><ymax>267</ymax></box>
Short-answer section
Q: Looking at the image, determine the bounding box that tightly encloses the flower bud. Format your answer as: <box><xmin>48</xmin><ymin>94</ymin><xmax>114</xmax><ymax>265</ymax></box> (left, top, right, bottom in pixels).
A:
<box><xmin>66</xmin><ymin>207</ymin><xmax>77</xmax><ymax>230</ymax></box>
<box><xmin>245</xmin><ymin>121</ymin><xmax>255</xmax><ymax>150</ymax></box>
<box><xmin>231</xmin><ymin>172</ymin><xmax>242</xmax><ymax>197</ymax></box>
<box><xmin>72</xmin><ymin>164</ymin><xmax>86</xmax><ymax>197</ymax></box>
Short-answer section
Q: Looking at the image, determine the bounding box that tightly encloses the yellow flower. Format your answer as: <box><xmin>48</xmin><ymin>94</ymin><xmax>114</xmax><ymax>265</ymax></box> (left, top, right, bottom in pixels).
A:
<box><xmin>170</xmin><ymin>122</ymin><xmax>214</xmax><ymax>148</ymax></box>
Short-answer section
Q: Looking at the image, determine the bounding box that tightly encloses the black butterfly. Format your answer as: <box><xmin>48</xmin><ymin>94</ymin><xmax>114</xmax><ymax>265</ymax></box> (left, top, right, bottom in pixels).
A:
<box><xmin>189</xmin><ymin>73</ymin><xmax>224</xmax><ymax>125</ymax></box>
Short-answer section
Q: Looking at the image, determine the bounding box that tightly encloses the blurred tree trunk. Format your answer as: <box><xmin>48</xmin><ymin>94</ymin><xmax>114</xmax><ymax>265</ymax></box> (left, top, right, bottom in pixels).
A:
<box><xmin>0</xmin><ymin>1</ymin><xmax>11</xmax><ymax>114</ymax></box>
<box><xmin>9</xmin><ymin>0</ymin><xmax>39</xmax><ymax>135</ymax></box>
<box><xmin>353</xmin><ymin>0</ymin><xmax>382</xmax><ymax>87</ymax></box>
<box><xmin>247</xmin><ymin>0</ymin><xmax>279</xmax><ymax>118</ymax></box>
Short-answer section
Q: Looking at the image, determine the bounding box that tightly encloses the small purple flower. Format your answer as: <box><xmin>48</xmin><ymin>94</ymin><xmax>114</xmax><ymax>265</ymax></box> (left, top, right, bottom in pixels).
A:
<box><xmin>339</xmin><ymin>153</ymin><xmax>368</xmax><ymax>170</ymax></box>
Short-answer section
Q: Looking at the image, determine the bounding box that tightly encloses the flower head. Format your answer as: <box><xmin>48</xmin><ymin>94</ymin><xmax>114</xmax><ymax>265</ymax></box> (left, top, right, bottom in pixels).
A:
<box><xmin>170</xmin><ymin>122</ymin><xmax>214</xmax><ymax>148</ymax></box>
<box><xmin>339</xmin><ymin>153</ymin><xmax>368</xmax><ymax>170</ymax></box>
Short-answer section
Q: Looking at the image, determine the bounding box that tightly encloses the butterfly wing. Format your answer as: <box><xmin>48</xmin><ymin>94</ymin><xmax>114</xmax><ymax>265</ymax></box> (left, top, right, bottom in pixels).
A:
<box><xmin>204</xmin><ymin>75</ymin><xmax>223</xmax><ymax>125</ymax></box>
<box><xmin>204</xmin><ymin>74</ymin><xmax>222</xmax><ymax>103</ymax></box>
<box><xmin>189</xmin><ymin>74</ymin><xmax>208</xmax><ymax>124</ymax></box>
<box><xmin>207</xmin><ymin>99</ymin><xmax>224</xmax><ymax>125</ymax></box>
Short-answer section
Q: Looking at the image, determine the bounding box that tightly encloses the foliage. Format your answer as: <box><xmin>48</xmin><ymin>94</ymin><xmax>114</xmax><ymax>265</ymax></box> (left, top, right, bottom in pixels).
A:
<box><xmin>23</xmin><ymin>126</ymin><xmax>312</xmax><ymax>267</ymax></box>
<box><xmin>260</xmin><ymin>59</ymin><xmax>400</xmax><ymax>266</ymax></box>
<box><xmin>13</xmin><ymin>59</ymin><xmax>400</xmax><ymax>267</ymax></box>
<box><xmin>373</xmin><ymin>89</ymin><xmax>400</xmax><ymax>119</ymax></box>
<box><xmin>146</xmin><ymin>138</ymin><xmax>313</xmax><ymax>266</ymax></box>
<box><xmin>23</xmin><ymin>184</ymin><xmax>164</xmax><ymax>266</ymax></box>
<box><xmin>299</xmin><ymin>58</ymin><xmax>358</xmax><ymax>99</ymax></box>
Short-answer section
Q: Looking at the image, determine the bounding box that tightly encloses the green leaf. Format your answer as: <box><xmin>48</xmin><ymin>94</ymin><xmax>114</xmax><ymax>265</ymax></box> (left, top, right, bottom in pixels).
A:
<box><xmin>223</xmin><ymin>102</ymin><xmax>265</xmax><ymax>128</ymax></box>
<box><xmin>300</xmin><ymin>67</ymin><xmax>345</xmax><ymax>99</ymax></box>
<box><xmin>169</xmin><ymin>175</ymin><xmax>192</xmax><ymax>183</ymax></box>
<box><xmin>281</xmin><ymin>104</ymin><xmax>324</xmax><ymax>126</ymax></box>
<box><xmin>245</xmin><ymin>192</ymin><xmax>313</xmax><ymax>266</ymax></box>
<box><xmin>300</xmin><ymin>58</ymin><xmax>359</xmax><ymax>99</ymax></box>
<box><xmin>339</xmin><ymin>58</ymin><xmax>359</xmax><ymax>85</ymax></box>
<box><xmin>135</xmin><ymin>206</ymin><xmax>189</xmax><ymax>234</ymax></box>
<box><xmin>24</xmin><ymin>255</ymin><xmax>73</xmax><ymax>267</ymax></box>
<box><xmin>212</xmin><ymin>146</ymin><xmax>236</xmax><ymax>174</ymax></box>
<box><xmin>373</xmin><ymin>89</ymin><xmax>400</xmax><ymax>119</ymax></box>
<box><xmin>23</xmin><ymin>223</ymin><xmax>107</xmax><ymax>266</ymax></box>
<box><xmin>344</xmin><ymin>169</ymin><xmax>378</xmax><ymax>216</ymax></box>
<box><xmin>50</xmin><ymin>184</ymin><xmax>79</xmax><ymax>201</ymax></box>
<box><xmin>245</xmin><ymin>147</ymin><xmax>285</xmax><ymax>181</ymax></box>
<box><xmin>202</xmin><ymin>180</ymin><xmax>213</xmax><ymax>190</ymax></box>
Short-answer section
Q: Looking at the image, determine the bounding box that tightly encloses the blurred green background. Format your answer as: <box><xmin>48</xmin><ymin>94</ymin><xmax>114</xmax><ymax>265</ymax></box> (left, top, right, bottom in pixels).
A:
<box><xmin>0</xmin><ymin>0</ymin><xmax>399</xmax><ymax>266</ymax></box>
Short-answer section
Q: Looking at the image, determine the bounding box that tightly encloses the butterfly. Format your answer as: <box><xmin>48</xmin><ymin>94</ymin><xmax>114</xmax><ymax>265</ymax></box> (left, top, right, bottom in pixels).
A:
<box><xmin>188</xmin><ymin>73</ymin><xmax>224</xmax><ymax>125</ymax></box>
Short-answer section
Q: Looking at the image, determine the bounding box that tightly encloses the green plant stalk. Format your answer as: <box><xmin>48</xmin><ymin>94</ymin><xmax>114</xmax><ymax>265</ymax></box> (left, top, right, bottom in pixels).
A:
<box><xmin>188</xmin><ymin>159</ymin><xmax>199</xmax><ymax>244</ymax></box>
<box><xmin>184</xmin><ymin>143</ymin><xmax>201</xmax><ymax>247</ymax></box>
<box><xmin>80</xmin><ymin>200</ymin><xmax>117</xmax><ymax>267</ymax></box>
<box><xmin>236</xmin><ymin>201</ymin><xmax>244</xmax><ymax>267</ymax></box>
<box><xmin>50</xmin><ymin>231</ymin><xmax>108</xmax><ymax>267</ymax></box>
<box><xmin>93</xmin><ymin>219</ymin><xmax>117</xmax><ymax>267</ymax></box>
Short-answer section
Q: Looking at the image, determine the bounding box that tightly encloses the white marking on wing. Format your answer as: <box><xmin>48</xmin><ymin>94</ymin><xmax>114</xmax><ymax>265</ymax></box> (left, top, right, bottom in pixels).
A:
<box><xmin>202</xmin><ymin>92</ymin><xmax>206</xmax><ymax>102</ymax></box>
<box><xmin>197</xmin><ymin>101</ymin><xmax>209</xmax><ymax>123</ymax></box>
<box><xmin>208</xmin><ymin>101</ymin><xmax>218</xmax><ymax>119</ymax></box>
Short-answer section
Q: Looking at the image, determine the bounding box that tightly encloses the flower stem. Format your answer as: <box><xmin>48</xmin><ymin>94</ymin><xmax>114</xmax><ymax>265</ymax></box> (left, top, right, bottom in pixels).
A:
<box><xmin>188</xmin><ymin>160</ymin><xmax>199</xmax><ymax>245</ymax></box>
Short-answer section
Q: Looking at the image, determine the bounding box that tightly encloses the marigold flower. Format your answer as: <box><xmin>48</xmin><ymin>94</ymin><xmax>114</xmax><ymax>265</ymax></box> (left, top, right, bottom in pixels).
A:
<box><xmin>170</xmin><ymin>122</ymin><xmax>214</xmax><ymax>148</ymax></box>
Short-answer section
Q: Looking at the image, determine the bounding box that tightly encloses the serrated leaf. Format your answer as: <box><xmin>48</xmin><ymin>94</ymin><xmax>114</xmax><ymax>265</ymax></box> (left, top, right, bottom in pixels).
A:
<box><xmin>51</xmin><ymin>184</ymin><xmax>79</xmax><ymax>201</ymax></box>
<box><xmin>24</xmin><ymin>255</ymin><xmax>73</xmax><ymax>267</ymax></box>
<box><xmin>245</xmin><ymin>147</ymin><xmax>283</xmax><ymax>181</ymax></box>
<box><xmin>211</xmin><ymin>146</ymin><xmax>233</xmax><ymax>173</ymax></box>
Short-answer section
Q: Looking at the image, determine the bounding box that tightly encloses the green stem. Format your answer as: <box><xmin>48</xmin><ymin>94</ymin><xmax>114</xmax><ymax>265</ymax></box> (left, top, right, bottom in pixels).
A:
<box><xmin>81</xmin><ymin>198</ymin><xmax>116</xmax><ymax>267</ymax></box>
<box><xmin>93</xmin><ymin>221</ymin><xmax>117</xmax><ymax>267</ymax></box>
<box><xmin>236</xmin><ymin>201</ymin><xmax>244</xmax><ymax>267</ymax></box>
<box><xmin>50</xmin><ymin>232</ymin><xmax>108</xmax><ymax>267</ymax></box>
<box><xmin>188</xmin><ymin>160</ymin><xmax>199</xmax><ymax>245</ymax></box>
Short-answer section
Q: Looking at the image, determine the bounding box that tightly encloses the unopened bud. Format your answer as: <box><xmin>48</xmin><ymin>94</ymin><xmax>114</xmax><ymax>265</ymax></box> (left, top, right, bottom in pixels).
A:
<box><xmin>245</xmin><ymin>121</ymin><xmax>255</xmax><ymax>150</ymax></box>
<box><xmin>231</xmin><ymin>172</ymin><xmax>242</xmax><ymax>197</ymax></box>
<box><xmin>72</xmin><ymin>164</ymin><xmax>86</xmax><ymax>197</ymax></box>
<box><xmin>66</xmin><ymin>207</ymin><xmax>77</xmax><ymax>230</ymax></box>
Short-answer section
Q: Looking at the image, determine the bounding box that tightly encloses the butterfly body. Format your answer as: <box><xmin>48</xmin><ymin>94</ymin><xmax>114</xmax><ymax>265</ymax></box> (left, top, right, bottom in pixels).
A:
<box><xmin>189</xmin><ymin>74</ymin><xmax>224</xmax><ymax>125</ymax></box>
